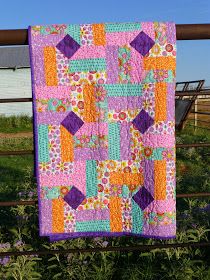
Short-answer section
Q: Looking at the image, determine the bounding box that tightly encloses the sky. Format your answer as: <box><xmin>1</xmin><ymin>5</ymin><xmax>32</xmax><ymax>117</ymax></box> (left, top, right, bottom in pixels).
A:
<box><xmin>0</xmin><ymin>0</ymin><xmax>210</xmax><ymax>86</ymax></box>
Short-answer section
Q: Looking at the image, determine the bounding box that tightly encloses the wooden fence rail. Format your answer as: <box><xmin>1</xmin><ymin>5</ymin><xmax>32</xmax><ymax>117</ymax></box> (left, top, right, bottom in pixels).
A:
<box><xmin>1</xmin><ymin>191</ymin><xmax>210</xmax><ymax>207</ymax></box>
<box><xmin>0</xmin><ymin>92</ymin><xmax>210</xmax><ymax>104</ymax></box>
<box><xmin>0</xmin><ymin>24</ymin><xmax>210</xmax><ymax>46</ymax></box>
<box><xmin>1</xmin><ymin>242</ymin><xmax>210</xmax><ymax>258</ymax></box>
<box><xmin>0</xmin><ymin>143</ymin><xmax>210</xmax><ymax>156</ymax></box>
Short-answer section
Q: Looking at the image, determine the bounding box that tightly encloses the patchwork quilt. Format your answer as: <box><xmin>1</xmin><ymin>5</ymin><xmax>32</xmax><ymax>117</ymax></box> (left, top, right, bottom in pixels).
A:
<box><xmin>29</xmin><ymin>21</ymin><xmax>176</xmax><ymax>240</ymax></box>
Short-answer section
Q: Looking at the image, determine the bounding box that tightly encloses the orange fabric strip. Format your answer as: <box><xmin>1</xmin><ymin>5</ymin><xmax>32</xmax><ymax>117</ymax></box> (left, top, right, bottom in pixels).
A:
<box><xmin>92</xmin><ymin>24</ymin><xmax>106</xmax><ymax>46</ymax></box>
<box><xmin>60</xmin><ymin>125</ymin><xmax>74</xmax><ymax>162</ymax></box>
<box><xmin>154</xmin><ymin>160</ymin><xmax>166</xmax><ymax>200</ymax></box>
<box><xmin>109</xmin><ymin>197</ymin><xmax>123</xmax><ymax>232</ymax></box>
<box><xmin>155</xmin><ymin>82</ymin><xmax>167</xmax><ymax>122</ymax></box>
<box><xmin>52</xmin><ymin>199</ymin><xmax>64</xmax><ymax>233</ymax></box>
<box><xmin>110</xmin><ymin>172</ymin><xmax>144</xmax><ymax>186</ymax></box>
<box><xmin>143</xmin><ymin>57</ymin><xmax>176</xmax><ymax>70</ymax></box>
<box><xmin>83</xmin><ymin>84</ymin><xmax>97</xmax><ymax>122</ymax></box>
<box><xmin>44</xmin><ymin>47</ymin><xmax>58</xmax><ymax>86</ymax></box>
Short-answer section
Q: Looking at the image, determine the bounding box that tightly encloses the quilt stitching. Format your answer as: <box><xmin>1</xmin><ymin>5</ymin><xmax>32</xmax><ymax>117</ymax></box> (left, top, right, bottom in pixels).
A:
<box><xmin>29</xmin><ymin>21</ymin><xmax>176</xmax><ymax>240</ymax></box>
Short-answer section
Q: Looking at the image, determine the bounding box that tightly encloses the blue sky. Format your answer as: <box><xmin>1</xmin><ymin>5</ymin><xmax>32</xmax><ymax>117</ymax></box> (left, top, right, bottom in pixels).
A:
<box><xmin>1</xmin><ymin>0</ymin><xmax>210</xmax><ymax>85</ymax></box>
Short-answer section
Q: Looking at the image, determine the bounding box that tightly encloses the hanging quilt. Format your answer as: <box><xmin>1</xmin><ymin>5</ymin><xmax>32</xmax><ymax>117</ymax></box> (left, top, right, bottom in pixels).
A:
<box><xmin>29</xmin><ymin>21</ymin><xmax>176</xmax><ymax>240</ymax></box>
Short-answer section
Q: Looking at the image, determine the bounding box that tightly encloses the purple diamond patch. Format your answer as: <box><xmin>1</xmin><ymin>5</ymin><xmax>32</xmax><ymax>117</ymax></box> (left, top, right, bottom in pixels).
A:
<box><xmin>132</xmin><ymin>186</ymin><xmax>154</xmax><ymax>210</ymax></box>
<box><xmin>61</xmin><ymin>111</ymin><xmax>84</xmax><ymax>135</ymax></box>
<box><xmin>132</xmin><ymin>109</ymin><xmax>154</xmax><ymax>134</ymax></box>
<box><xmin>64</xmin><ymin>186</ymin><xmax>85</xmax><ymax>210</ymax></box>
<box><xmin>56</xmin><ymin>34</ymin><xmax>80</xmax><ymax>59</ymax></box>
<box><xmin>130</xmin><ymin>31</ymin><xmax>155</xmax><ymax>56</ymax></box>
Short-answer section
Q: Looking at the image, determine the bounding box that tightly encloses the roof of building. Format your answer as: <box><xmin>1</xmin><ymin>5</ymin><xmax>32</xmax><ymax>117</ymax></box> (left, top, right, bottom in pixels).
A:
<box><xmin>0</xmin><ymin>46</ymin><xmax>30</xmax><ymax>68</ymax></box>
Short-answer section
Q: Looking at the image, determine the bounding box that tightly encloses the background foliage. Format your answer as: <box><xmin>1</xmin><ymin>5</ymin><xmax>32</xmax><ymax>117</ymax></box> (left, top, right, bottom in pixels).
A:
<box><xmin>0</xmin><ymin>116</ymin><xmax>210</xmax><ymax>280</ymax></box>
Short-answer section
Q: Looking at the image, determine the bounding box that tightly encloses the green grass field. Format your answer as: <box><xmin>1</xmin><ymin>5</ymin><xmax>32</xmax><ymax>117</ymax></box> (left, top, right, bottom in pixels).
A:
<box><xmin>0</xmin><ymin>115</ymin><xmax>210</xmax><ymax>279</ymax></box>
<box><xmin>0</xmin><ymin>115</ymin><xmax>33</xmax><ymax>133</ymax></box>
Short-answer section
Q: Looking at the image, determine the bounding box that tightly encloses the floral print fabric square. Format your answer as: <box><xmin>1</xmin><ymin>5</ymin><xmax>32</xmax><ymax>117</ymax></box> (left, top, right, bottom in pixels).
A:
<box><xmin>29</xmin><ymin>21</ymin><xmax>176</xmax><ymax>240</ymax></box>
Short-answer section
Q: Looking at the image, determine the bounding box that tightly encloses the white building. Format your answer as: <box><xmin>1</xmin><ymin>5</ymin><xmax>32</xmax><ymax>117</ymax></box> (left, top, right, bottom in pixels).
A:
<box><xmin>0</xmin><ymin>46</ymin><xmax>32</xmax><ymax>116</ymax></box>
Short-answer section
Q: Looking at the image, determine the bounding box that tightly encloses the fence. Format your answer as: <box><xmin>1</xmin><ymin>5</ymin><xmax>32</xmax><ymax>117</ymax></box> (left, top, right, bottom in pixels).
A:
<box><xmin>0</xmin><ymin>23</ymin><xmax>210</xmax><ymax>257</ymax></box>
<box><xmin>189</xmin><ymin>88</ymin><xmax>210</xmax><ymax>130</ymax></box>
<box><xmin>175</xmin><ymin>80</ymin><xmax>210</xmax><ymax>130</ymax></box>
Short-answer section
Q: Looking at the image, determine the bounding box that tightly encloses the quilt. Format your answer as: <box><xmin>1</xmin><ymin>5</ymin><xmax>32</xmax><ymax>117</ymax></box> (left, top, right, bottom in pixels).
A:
<box><xmin>28</xmin><ymin>21</ymin><xmax>176</xmax><ymax>240</ymax></box>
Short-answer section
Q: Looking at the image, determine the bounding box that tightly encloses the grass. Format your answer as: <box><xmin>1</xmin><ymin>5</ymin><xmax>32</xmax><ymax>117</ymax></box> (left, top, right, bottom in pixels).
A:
<box><xmin>0</xmin><ymin>135</ymin><xmax>34</xmax><ymax>202</ymax></box>
<box><xmin>0</xmin><ymin>115</ymin><xmax>32</xmax><ymax>133</ymax></box>
<box><xmin>0</xmin><ymin>116</ymin><xmax>34</xmax><ymax>203</ymax></box>
<box><xmin>176</xmin><ymin>125</ymin><xmax>210</xmax><ymax>195</ymax></box>
<box><xmin>0</xmin><ymin>115</ymin><xmax>209</xmax><ymax>203</ymax></box>
<box><xmin>0</xmin><ymin>137</ymin><xmax>33</xmax><ymax>151</ymax></box>
<box><xmin>0</xmin><ymin>116</ymin><xmax>210</xmax><ymax>279</ymax></box>
<box><xmin>0</xmin><ymin>155</ymin><xmax>34</xmax><ymax>200</ymax></box>
<box><xmin>176</xmin><ymin>124</ymin><xmax>210</xmax><ymax>144</ymax></box>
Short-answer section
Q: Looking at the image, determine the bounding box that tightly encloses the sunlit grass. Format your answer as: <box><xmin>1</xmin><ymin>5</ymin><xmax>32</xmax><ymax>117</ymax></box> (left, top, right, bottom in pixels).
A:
<box><xmin>0</xmin><ymin>117</ymin><xmax>210</xmax><ymax>279</ymax></box>
<box><xmin>0</xmin><ymin>115</ymin><xmax>32</xmax><ymax>133</ymax></box>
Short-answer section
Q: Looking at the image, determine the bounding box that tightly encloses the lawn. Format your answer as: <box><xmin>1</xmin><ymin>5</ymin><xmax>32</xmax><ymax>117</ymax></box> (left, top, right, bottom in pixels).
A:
<box><xmin>0</xmin><ymin>115</ymin><xmax>33</xmax><ymax>133</ymax></box>
<box><xmin>0</xmin><ymin>115</ymin><xmax>210</xmax><ymax>279</ymax></box>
